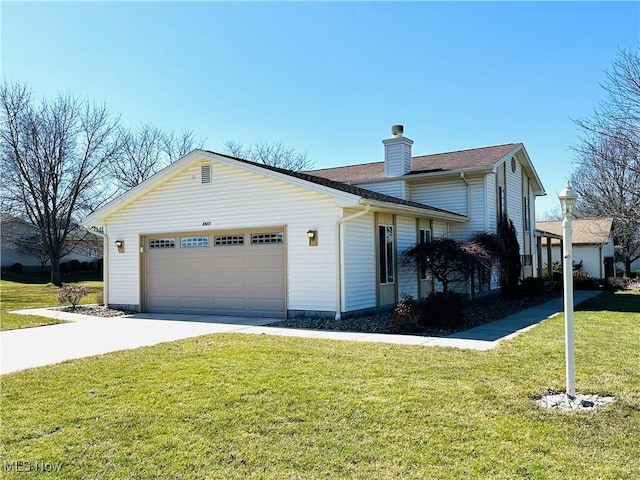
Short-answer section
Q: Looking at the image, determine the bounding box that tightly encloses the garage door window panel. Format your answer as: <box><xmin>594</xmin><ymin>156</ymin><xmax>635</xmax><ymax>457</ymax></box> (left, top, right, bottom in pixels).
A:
<box><xmin>251</xmin><ymin>233</ymin><xmax>283</xmax><ymax>245</ymax></box>
<box><xmin>149</xmin><ymin>238</ymin><xmax>176</xmax><ymax>249</ymax></box>
<box><xmin>214</xmin><ymin>235</ymin><xmax>245</xmax><ymax>246</ymax></box>
<box><xmin>181</xmin><ymin>237</ymin><xmax>209</xmax><ymax>248</ymax></box>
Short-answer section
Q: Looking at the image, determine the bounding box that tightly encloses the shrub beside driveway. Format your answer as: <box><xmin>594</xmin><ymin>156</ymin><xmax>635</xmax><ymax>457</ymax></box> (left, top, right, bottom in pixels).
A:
<box><xmin>0</xmin><ymin>279</ymin><xmax>102</xmax><ymax>331</ymax></box>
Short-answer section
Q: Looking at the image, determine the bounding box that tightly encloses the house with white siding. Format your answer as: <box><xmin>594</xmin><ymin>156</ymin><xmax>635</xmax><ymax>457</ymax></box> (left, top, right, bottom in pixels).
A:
<box><xmin>82</xmin><ymin>125</ymin><xmax>546</xmax><ymax>319</ymax></box>
<box><xmin>536</xmin><ymin>218</ymin><xmax>615</xmax><ymax>279</ymax></box>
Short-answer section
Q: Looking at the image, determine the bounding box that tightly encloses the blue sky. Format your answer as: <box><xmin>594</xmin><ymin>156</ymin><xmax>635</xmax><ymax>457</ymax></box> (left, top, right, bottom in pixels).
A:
<box><xmin>2</xmin><ymin>1</ymin><xmax>639</xmax><ymax>217</ymax></box>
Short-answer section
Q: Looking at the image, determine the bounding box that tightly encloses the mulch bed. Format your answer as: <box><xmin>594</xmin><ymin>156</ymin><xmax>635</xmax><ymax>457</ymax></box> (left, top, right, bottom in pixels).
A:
<box><xmin>269</xmin><ymin>291</ymin><xmax>562</xmax><ymax>337</ymax></box>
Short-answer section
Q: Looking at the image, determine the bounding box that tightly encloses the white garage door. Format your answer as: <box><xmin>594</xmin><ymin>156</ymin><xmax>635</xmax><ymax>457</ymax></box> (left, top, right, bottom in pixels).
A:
<box><xmin>144</xmin><ymin>229</ymin><xmax>285</xmax><ymax>318</ymax></box>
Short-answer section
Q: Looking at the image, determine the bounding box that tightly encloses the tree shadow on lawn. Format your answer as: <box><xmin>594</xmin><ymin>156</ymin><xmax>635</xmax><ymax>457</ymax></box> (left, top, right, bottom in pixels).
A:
<box><xmin>575</xmin><ymin>290</ymin><xmax>640</xmax><ymax>314</ymax></box>
<box><xmin>0</xmin><ymin>271</ymin><xmax>102</xmax><ymax>285</ymax></box>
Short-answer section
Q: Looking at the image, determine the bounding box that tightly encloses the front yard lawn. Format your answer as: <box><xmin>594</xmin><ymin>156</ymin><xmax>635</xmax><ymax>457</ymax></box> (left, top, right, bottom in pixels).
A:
<box><xmin>0</xmin><ymin>278</ymin><xmax>102</xmax><ymax>331</ymax></box>
<box><xmin>1</xmin><ymin>291</ymin><xmax>638</xmax><ymax>478</ymax></box>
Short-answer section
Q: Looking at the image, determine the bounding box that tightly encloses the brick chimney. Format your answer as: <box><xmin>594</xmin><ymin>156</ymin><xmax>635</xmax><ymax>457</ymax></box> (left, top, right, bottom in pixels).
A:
<box><xmin>383</xmin><ymin>125</ymin><xmax>413</xmax><ymax>177</ymax></box>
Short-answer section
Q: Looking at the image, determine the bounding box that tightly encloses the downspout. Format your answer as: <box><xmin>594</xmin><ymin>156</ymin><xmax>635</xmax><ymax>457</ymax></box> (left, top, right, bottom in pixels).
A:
<box><xmin>86</xmin><ymin>225</ymin><xmax>109</xmax><ymax>306</ymax></box>
<box><xmin>460</xmin><ymin>172</ymin><xmax>471</xmax><ymax>219</ymax></box>
<box><xmin>335</xmin><ymin>204</ymin><xmax>372</xmax><ymax>321</ymax></box>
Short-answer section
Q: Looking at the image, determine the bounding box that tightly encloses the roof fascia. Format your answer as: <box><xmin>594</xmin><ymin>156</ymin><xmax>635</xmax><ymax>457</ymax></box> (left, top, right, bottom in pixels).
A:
<box><xmin>361</xmin><ymin>199</ymin><xmax>468</xmax><ymax>223</ymax></box>
<box><xmin>495</xmin><ymin>144</ymin><xmax>546</xmax><ymax>196</ymax></box>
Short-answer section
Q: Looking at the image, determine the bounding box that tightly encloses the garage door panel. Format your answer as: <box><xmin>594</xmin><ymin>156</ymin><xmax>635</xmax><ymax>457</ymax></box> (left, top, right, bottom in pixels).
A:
<box><xmin>178</xmin><ymin>296</ymin><xmax>210</xmax><ymax>310</ymax></box>
<box><xmin>145</xmin><ymin>230</ymin><xmax>285</xmax><ymax>317</ymax></box>
<box><xmin>250</xmin><ymin>254</ymin><xmax>283</xmax><ymax>269</ymax></box>
<box><xmin>147</xmin><ymin>295</ymin><xmax>178</xmax><ymax>309</ymax></box>
<box><xmin>215</xmin><ymin>254</ymin><xmax>247</xmax><ymax>268</ymax></box>
<box><xmin>212</xmin><ymin>275</ymin><xmax>246</xmax><ymax>288</ymax></box>
<box><xmin>250</xmin><ymin>298</ymin><xmax>285</xmax><ymax>311</ymax></box>
<box><xmin>213</xmin><ymin>297</ymin><xmax>247</xmax><ymax>311</ymax></box>
<box><xmin>181</xmin><ymin>255</ymin><xmax>211</xmax><ymax>270</ymax></box>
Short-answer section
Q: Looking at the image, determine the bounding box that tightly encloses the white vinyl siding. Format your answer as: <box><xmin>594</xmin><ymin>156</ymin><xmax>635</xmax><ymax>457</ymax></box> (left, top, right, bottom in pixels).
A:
<box><xmin>357</xmin><ymin>180</ymin><xmax>406</xmax><ymax>200</ymax></box>
<box><xmin>506</xmin><ymin>157</ymin><xmax>524</xmax><ymax>255</ymax></box>
<box><xmin>448</xmin><ymin>175</ymin><xmax>488</xmax><ymax>240</ymax></box>
<box><xmin>432</xmin><ymin>220</ymin><xmax>449</xmax><ymax>239</ymax></box>
<box><xmin>105</xmin><ymin>161</ymin><xmax>341</xmax><ymax>312</ymax></box>
<box><xmin>397</xmin><ymin>216</ymin><xmax>418</xmax><ymax>298</ymax></box>
<box><xmin>411</xmin><ymin>179</ymin><xmax>467</xmax><ymax>216</ymax></box>
<box><xmin>342</xmin><ymin>211</ymin><xmax>376</xmax><ymax>312</ymax></box>
<box><xmin>549</xmin><ymin>245</ymin><xmax>606</xmax><ymax>279</ymax></box>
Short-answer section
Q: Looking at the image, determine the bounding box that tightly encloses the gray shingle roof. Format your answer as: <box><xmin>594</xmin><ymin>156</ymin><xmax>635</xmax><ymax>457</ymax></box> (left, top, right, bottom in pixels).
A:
<box><xmin>205</xmin><ymin>150</ymin><xmax>466</xmax><ymax>219</ymax></box>
<box><xmin>307</xmin><ymin>143</ymin><xmax>520</xmax><ymax>183</ymax></box>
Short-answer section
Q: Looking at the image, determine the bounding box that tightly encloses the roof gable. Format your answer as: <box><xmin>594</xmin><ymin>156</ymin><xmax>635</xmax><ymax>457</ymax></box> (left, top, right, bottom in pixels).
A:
<box><xmin>536</xmin><ymin>218</ymin><xmax>613</xmax><ymax>245</ymax></box>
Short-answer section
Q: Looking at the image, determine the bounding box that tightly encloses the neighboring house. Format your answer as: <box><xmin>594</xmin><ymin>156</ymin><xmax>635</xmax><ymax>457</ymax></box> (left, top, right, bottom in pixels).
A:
<box><xmin>82</xmin><ymin>126</ymin><xmax>546</xmax><ymax>319</ymax></box>
<box><xmin>535</xmin><ymin>218</ymin><xmax>615</xmax><ymax>279</ymax></box>
<box><xmin>1</xmin><ymin>214</ymin><xmax>101</xmax><ymax>271</ymax></box>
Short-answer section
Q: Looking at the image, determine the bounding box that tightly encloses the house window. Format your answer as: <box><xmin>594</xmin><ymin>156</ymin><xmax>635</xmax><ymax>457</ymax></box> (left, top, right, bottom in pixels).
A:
<box><xmin>522</xmin><ymin>254</ymin><xmax>533</xmax><ymax>267</ymax></box>
<box><xmin>378</xmin><ymin>225</ymin><xmax>394</xmax><ymax>284</ymax></box>
<box><xmin>419</xmin><ymin>228</ymin><xmax>431</xmax><ymax>280</ymax></box>
<box><xmin>215</xmin><ymin>235</ymin><xmax>245</xmax><ymax>246</ymax></box>
<box><xmin>523</xmin><ymin>196</ymin><xmax>530</xmax><ymax>232</ymax></box>
<box><xmin>251</xmin><ymin>232</ymin><xmax>283</xmax><ymax>245</ymax></box>
<box><xmin>201</xmin><ymin>165</ymin><xmax>211</xmax><ymax>184</ymax></box>
<box><xmin>149</xmin><ymin>238</ymin><xmax>176</xmax><ymax>249</ymax></box>
<box><xmin>498</xmin><ymin>186</ymin><xmax>506</xmax><ymax>218</ymax></box>
<box><xmin>181</xmin><ymin>236</ymin><xmax>209</xmax><ymax>248</ymax></box>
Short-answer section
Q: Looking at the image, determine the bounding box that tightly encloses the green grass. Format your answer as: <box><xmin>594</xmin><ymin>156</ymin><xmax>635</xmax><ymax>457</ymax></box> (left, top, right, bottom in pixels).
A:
<box><xmin>0</xmin><ymin>276</ymin><xmax>103</xmax><ymax>331</ymax></box>
<box><xmin>1</xmin><ymin>291</ymin><xmax>638</xmax><ymax>478</ymax></box>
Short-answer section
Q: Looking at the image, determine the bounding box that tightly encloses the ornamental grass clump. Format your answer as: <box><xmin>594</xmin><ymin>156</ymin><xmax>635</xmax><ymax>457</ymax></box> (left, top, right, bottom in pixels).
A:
<box><xmin>57</xmin><ymin>285</ymin><xmax>89</xmax><ymax>309</ymax></box>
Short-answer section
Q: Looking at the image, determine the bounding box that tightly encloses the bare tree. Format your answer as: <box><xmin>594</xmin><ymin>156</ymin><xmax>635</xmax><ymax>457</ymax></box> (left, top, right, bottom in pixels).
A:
<box><xmin>571</xmin><ymin>48</ymin><xmax>640</xmax><ymax>275</ymax></box>
<box><xmin>108</xmin><ymin>123</ymin><xmax>201</xmax><ymax>192</ymax></box>
<box><xmin>0</xmin><ymin>81</ymin><xmax>121</xmax><ymax>285</ymax></box>
<box><xmin>224</xmin><ymin>139</ymin><xmax>314</xmax><ymax>171</ymax></box>
<box><xmin>573</xmin><ymin>48</ymin><xmax>640</xmax><ymax>173</ymax></box>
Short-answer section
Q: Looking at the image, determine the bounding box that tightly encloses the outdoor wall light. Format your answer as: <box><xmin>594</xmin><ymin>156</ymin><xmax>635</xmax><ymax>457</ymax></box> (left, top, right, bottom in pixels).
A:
<box><xmin>114</xmin><ymin>240</ymin><xmax>124</xmax><ymax>253</ymax></box>
<box><xmin>307</xmin><ymin>229</ymin><xmax>318</xmax><ymax>247</ymax></box>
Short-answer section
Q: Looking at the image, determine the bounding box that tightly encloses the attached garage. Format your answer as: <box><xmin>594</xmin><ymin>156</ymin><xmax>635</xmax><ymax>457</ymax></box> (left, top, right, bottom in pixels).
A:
<box><xmin>143</xmin><ymin>228</ymin><xmax>286</xmax><ymax>318</ymax></box>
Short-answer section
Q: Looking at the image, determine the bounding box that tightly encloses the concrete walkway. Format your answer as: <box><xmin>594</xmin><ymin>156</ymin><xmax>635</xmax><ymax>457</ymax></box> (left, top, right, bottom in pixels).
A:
<box><xmin>1</xmin><ymin>291</ymin><xmax>601</xmax><ymax>374</ymax></box>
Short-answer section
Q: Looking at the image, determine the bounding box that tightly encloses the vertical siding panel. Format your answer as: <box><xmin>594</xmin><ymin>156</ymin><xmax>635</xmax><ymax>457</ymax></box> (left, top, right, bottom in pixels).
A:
<box><xmin>342</xmin><ymin>211</ymin><xmax>376</xmax><ymax>311</ymax></box>
<box><xmin>357</xmin><ymin>180</ymin><xmax>406</xmax><ymax>199</ymax></box>
<box><xmin>410</xmin><ymin>179</ymin><xmax>467</xmax><ymax>216</ymax></box>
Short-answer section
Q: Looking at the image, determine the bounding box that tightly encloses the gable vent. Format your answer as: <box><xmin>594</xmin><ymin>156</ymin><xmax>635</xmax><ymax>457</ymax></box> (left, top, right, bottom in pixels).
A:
<box><xmin>201</xmin><ymin>165</ymin><xmax>211</xmax><ymax>184</ymax></box>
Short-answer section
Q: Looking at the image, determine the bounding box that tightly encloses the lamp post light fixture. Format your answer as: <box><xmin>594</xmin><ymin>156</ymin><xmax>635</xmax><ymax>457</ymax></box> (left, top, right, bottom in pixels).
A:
<box><xmin>559</xmin><ymin>182</ymin><xmax>578</xmax><ymax>397</ymax></box>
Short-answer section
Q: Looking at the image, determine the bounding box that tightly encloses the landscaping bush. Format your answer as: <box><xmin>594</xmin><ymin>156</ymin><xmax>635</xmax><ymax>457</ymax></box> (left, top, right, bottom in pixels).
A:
<box><xmin>57</xmin><ymin>285</ymin><xmax>89</xmax><ymax>309</ymax></box>
<box><xmin>88</xmin><ymin>262</ymin><xmax>97</xmax><ymax>272</ymax></box>
<box><xmin>392</xmin><ymin>294</ymin><xmax>422</xmax><ymax>332</ymax></box>
<box><xmin>605</xmin><ymin>277</ymin><xmax>629</xmax><ymax>291</ymax></box>
<box><xmin>69</xmin><ymin>259</ymin><xmax>81</xmax><ymax>272</ymax></box>
<box><xmin>627</xmin><ymin>279</ymin><xmax>640</xmax><ymax>292</ymax></box>
<box><xmin>60</xmin><ymin>262</ymin><xmax>71</xmax><ymax>274</ymax></box>
<box><xmin>10</xmin><ymin>263</ymin><xmax>24</xmax><ymax>273</ymax></box>
<box><xmin>80</xmin><ymin>261</ymin><xmax>90</xmax><ymax>272</ymax></box>
<box><xmin>573</xmin><ymin>269</ymin><xmax>599</xmax><ymax>290</ymax></box>
<box><xmin>421</xmin><ymin>292</ymin><xmax>466</xmax><ymax>329</ymax></box>
<box><xmin>97</xmin><ymin>258</ymin><xmax>104</xmax><ymax>272</ymax></box>
<box><xmin>520</xmin><ymin>277</ymin><xmax>545</xmax><ymax>297</ymax></box>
